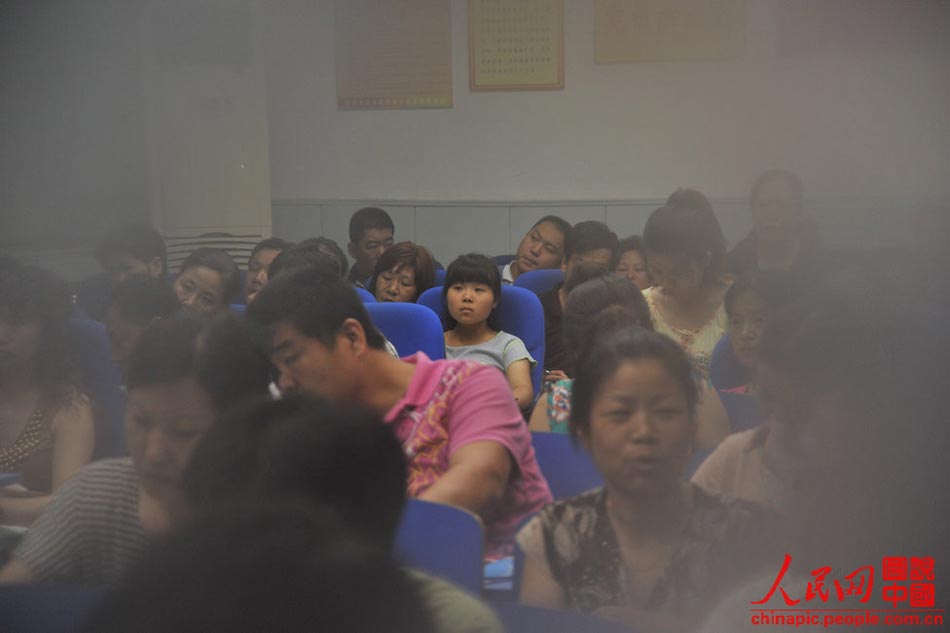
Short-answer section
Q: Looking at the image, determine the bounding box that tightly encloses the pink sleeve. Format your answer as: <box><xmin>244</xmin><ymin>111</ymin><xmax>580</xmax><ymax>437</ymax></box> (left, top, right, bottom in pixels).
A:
<box><xmin>446</xmin><ymin>364</ymin><xmax>530</xmax><ymax>463</ymax></box>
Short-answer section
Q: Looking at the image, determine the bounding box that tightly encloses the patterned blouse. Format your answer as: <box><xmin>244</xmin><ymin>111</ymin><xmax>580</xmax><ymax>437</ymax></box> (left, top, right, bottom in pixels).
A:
<box><xmin>642</xmin><ymin>287</ymin><xmax>728</xmax><ymax>380</ymax></box>
<box><xmin>517</xmin><ymin>486</ymin><xmax>779</xmax><ymax>617</ymax></box>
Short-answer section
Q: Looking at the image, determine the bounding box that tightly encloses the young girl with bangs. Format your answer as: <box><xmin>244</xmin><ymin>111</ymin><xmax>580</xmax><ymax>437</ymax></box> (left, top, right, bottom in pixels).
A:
<box><xmin>442</xmin><ymin>254</ymin><xmax>535</xmax><ymax>409</ymax></box>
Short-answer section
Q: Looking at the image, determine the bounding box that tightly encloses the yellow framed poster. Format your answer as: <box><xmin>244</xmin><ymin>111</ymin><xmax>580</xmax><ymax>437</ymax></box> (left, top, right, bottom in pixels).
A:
<box><xmin>469</xmin><ymin>0</ymin><xmax>564</xmax><ymax>91</ymax></box>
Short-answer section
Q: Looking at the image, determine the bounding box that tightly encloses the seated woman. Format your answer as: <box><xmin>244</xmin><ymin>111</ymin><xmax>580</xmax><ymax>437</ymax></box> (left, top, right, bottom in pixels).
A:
<box><xmin>370</xmin><ymin>241</ymin><xmax>436</xmax><ymax>303</ymax></box>
<box><xmin>642</xmin><ymin>189</ymin><xmax>734</xmax><ymax>448</ymax></box>
<box><xmin>613</xmin><ymin>235</ymin><xmax>653</xmax><ymax>291</ymax></box>
<box><xmin>529</xmin><ymin>274</ymin><xmax>652</xmax><ymax>433</ymax></box>
<box><xmin>518</xmin><ymin>327</ymin><xmax>778</xmax><ymax>631</ymax></box>
<box><xmin>0</xmin><ymin>263</ymin><xmax>95</xmax><ymax>527</ymax></box>
<box><xmin>0</xmin><ymin>313</ymin><xmax>270</xmax><ymax>585</ymax></box>
<box><xmin>442</xmin><ymin>254</ymin><xmax>535</xmax><ymax>409</ymax></box>
<box><xmin>172</xmin><ymin>248</ymin><xmax>241</xmax><ymax>317</ymax></box>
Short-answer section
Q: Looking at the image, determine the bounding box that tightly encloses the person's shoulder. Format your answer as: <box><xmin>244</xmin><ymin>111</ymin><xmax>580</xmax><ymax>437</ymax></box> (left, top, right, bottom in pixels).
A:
<box><xmin>408</xmin><ymin>569</ymin><xmax>503</xmax><ymax>633</ymax></box>
<box><xmin>539</xmin><ymin>488</ymin><xmax>604</xmax><ymax>523</ymax></box>
<box><xmin>691</xmin><ymin>482</ymin><xmax>779</xmax><ymax>532</ymax></box>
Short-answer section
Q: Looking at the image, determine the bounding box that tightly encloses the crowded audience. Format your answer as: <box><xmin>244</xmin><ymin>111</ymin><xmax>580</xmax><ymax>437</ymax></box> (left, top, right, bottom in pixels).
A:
<box><xmin>0</xmin><ymin>170</ymin><xmax>944</xmax><ymax>633</ymax></box>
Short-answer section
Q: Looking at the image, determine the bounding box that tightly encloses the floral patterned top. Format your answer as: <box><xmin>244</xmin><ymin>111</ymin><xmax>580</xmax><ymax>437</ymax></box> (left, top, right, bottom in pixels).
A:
<box><xmin>643</xmin><ymin>286</ymin><xmax>728</xmax><ymax>380</ymax></box>
<box><xmin>542</xmin><ymin>379</ymin><xmax>573</xmax><ymax>434</ymax></box>
<box><xmin>517</xmin><ymin>486</ymin><xmax>779</xmax><ymax>617</ymax></box>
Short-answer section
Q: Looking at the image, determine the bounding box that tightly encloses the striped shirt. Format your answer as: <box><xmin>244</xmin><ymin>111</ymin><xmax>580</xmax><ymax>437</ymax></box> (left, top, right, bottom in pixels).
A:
<box><xmin>14</xmin><ymin>458</ymin><xmax>147</xmax><ymax>586</ymax></box>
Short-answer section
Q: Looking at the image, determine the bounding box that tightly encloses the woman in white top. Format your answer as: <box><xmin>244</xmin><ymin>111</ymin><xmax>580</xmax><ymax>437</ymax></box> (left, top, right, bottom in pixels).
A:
<box><xmin>642</xmin><ymin>189</ymin><xmax>733</xmax><ymax>448</ymax></box>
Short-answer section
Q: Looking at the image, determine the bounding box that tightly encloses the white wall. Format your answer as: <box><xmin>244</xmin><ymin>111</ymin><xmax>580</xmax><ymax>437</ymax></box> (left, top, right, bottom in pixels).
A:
<box><xmin>262</xmin><ymin>0</ymin><xmax>950</xmax><ymax>203</ymax></box>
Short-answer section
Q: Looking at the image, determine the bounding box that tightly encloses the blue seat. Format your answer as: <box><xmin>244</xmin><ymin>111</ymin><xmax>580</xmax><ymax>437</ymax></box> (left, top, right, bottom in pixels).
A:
<box><xmin>228</xmin><ymin>303</ymin><xmax>246</xmax><ymax>316</ymax></box>
<box><xmin>491</xmin><ymin>254</ymin><xmax>516</xmax><ymax>267</ymax></box>
<box><xmin>513</xmin><ymin>269</ymin><xmax>564</xmax><ymax>295</ymax></box>
<box><xmin>718</xmin><ymin>391</ymin><xmax>765</xmax><ymax>433</ymax></box>
<box><xmin>530</xmin><ymin>432</ymin><xmax>602</xmax><ymax>500</ymax></box>
<box><xmin>433</xmin><ymin>269</ymin><xmax>446</xmax><ymax>285</ymax></box>
<box><xmin>709</xmin><ymin>334</ymin><xmax>750</xmax><ymax>391</ymax></box>
<box><xmin>355</xmin><ymin>287</ymin><xmax>376</xmax><ymax>303</ymax></box>
<box><xmin>394</xmin><ymin>499</ymin><xmax>484</xmax><ymax>594</ymax></box>
<box><xmin>69</xmin><ymin>319</ymin><xmax>127</xmax><ymax>459</ymax></box>
<box><xmin>417</xmin><ymin>285</ymin><xmax>545</xmax><ymax>399</ymax></box>
<box><xmin>0</xmin><ymin>586</ymin><xmax>105</xmax><ymax>633</ymax></box>
<box><xmin>491</xmin><ymin>603</ymin><xmax>632</xmax><ymax>633</ymax></box>
<box><xmin>73</xmin><ymin>273</ymin><xmax>112</xmax><ymax>322</ymax></box>
<box><xmin>365</xmin><ymin>302</ymin><xmax>445</xmax><ymax>360</ymax></box>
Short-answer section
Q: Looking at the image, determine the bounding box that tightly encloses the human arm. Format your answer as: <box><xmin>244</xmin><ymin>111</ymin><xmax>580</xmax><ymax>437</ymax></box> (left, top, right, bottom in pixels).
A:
<box><xmin>418</xmin><ymin>441</ymin><xmax>512</xmax><ymax>518</ymax></box>
<box><xmin>0</xmin><ymin>394</ymin><xmax>94</xmax><ymax>527</ymax></box>
<box><xmin>516</xmin><ymin>517</ymin><xmax>564</xmax><ymax>609</ymax></box>
<box><xmin>528</xmin><ymin>395</ymin><xmax>551</xmax><ymax>432</ymax></box>
<box><xmin>505</xmin><ymin>359</ymin><xmax>534</xmax><ymax>410</ymax></box>
<box><xmin>694</xmin><ymin>382</ymin><xmax>730</xmax><ymax>450</ymax></box>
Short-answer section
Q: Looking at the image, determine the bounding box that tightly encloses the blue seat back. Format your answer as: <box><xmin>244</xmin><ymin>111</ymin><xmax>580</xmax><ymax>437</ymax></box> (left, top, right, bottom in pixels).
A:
<box><xmin>355</xmin><ymin>287</ymin><xmax>376</xmax><ymax>303</ymax></box>
<box><xmin>718</xmin><ymin>391</ymin><xmax>765</xmax><ymax>433</ymax></box>
<box><xmin>513</xmin><ymin>269</ymin><xmax>564</xmax><ymax>295</ymax></box>
<box><xmin>491</xmin><ymin>603</ymin><xmax>631</xmax><ymax>633</ymax></box>
<box><xmin>709</xmin><ymin>334</ymin><xmax>751</xmax><ymax>391</ymax></box>
<box><xmin>530</xmin><ymin>432</ymin><xmax>602</xmax><ymax>500</ymax></box>
<box><xmin>228</xmin><ymin>303</ymin><xmax>246</xmax><ymax>317</ymax></box>
<box><xmin>433</xmin><ymin>268</ymin><xmax>447</xmax><ymax>286</ymax></box>
<box><xmin>69</xmin><ymin>318</ymin><xmax>127</xmax><ymax>459</ymax></box>
<box><xmin>0</xmin><ymin>586</ymin><xmax>105</xmax><ymax>633</ymax></box>
<box><xmin>365</xmin><ymin>302</ymin><xmax>445</xmax><ymax>360</ymax></box>
<box><xmin>417</xmin><ymin>285</ymin><xmax>545</xmax><ymax>398</ymax></box>
<box><xmin>394</xmin><ymin>499</ymin><xmax>484</xmax><ymax>594</ymax></box>
<box><xmin>491</xmin><ymin>254</ymin><xmax>516</xmax><ymax>267</ymax></box>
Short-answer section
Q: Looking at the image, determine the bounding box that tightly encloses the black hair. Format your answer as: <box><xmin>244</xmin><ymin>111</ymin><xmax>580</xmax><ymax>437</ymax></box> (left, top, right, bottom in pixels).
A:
<box><xmin>617</xmin><ymin>235</ymin><xmax>645</xmax><ymax>257</ymax></box>
<box><xmin>563</xmin><ymin>221</ymin><xmax>620</xmax><ymax>267</ymax></box>
<box><xmin>94</xmin><ymin>224</ymin><xmax>167</xmax><ymax>274</ymax></box>
<box><xmin>750</xmin><ymin>169</ymin><xmax>804</xmax><ymax>207</ymax></box>
<box><xmin>724</xmin><ymin>271</ymin><xmax>793</xmax><ymax>317</ymax></box>
<box><xmin>184</xmin><ymin>395</ymin><xmax>407</xmax><ymax>551</ymax></box>
<box><xmin>177</xmin><ymin>247</ymin><xmax>241</xmax><ymax>304</ymax></box>
<box><xmin>570</xmin><ymin>326</ymin><xmax>699</xmax><ymax>441</ymax></box>
<box><xmin>249</xmin><ymin>237</ymin><xmax>293</xmax><ymax>261</ymax></box>
<box><xmin>562</xmin><ymin>260</ymin><xmax>610</xmax><ymax>294</ymax></box>
<box><xmin>267</xmin><ymin>240</ymin><xmax>345</xmax><ymax>280</ymax></box>
<box><xmin>0</xmin><ymin>264</ymin><xmax>78</xmax><ymax>403</ymax></box>
<box><xmin>124</xmin><ymin>313</ymin><xmax>271</xmax><ymax>413</ymax></box>
<box><xmin>106</xmin><ymin>276</ymin><xmax>180</xmax><ymax>326</ymax></box>
<box><xmin>441</xmin><ymin>253</ymin><xmax>502</xmax><ymax>331</ymax></box>
<box><xmin>563</xmin><ymin>275</ymin><xmax>653</xmax><ymax>369</ymax></box>
<box><xmin>532</xmin><ymin>215</ymin><xmax>572</xmax><ymax>241</ymax></box>
<box><xmin>247</xmin><ymin>266</ymin><xmax>386</xmax><ymax>351</ymax></box>
<box><xmin>643</xmin><ymin>189</ymin><xmax>727</xmax><ymax>280</ymax></box>
<box><xmin>349</xmin><ymin>207</ymin><xmax>394</xmax><ymax>244</ymax></box>
<box><xmin>82</xmin><ymin>502</ymin><xmax>433</xmax><ymax>633</ymax></box>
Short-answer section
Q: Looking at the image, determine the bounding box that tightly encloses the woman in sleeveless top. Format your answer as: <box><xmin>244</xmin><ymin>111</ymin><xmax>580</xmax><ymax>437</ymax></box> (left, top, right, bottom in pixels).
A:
<box><xmin>640</xmin><ymin>190</ymin><xmax>734</xmax><ymax>448</ymax></box>
<box><xmin>0</xmin><ymin>261</ymin><xmax>94</xmax><ymax>527</ymax></box>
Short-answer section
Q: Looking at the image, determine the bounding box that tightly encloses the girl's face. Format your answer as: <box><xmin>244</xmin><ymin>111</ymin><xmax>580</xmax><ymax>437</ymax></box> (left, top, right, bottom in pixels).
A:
<box><xmin>174</xmin><ymin>266</ymin><xmax>227</xmax><ymax>316</ymax></box>
<box><xmin>0</xmin><ymin>315</ymin><xmax>39</xmax><ymax>376</ymax></box>
<box><xmin>375</xmin><ymin>265</ymin><xmax>417</xmax><ymax>303</ymax></box>
<box><xmin>582</xmin><ymin>358</ymin><xmax>694</xmax><ymax>497</ymax></box>
<box><xmin>614</xmin><ymin>249</ymin><xmax>652</xmax><ymax>290</ymax></box>
<box><xmin>446</xmin><ymin>281</ymin><xmax>496</xmax><ymax>327</ymax></box>
<box><xmin>728</xmin><ymin>291</ymin><xmax>769</xmax><ymax>370</ymax></box>
<box><xmin>646</xmin><ymin>252</ymin><xmax>705</xmax><ymax>304</ymax></box>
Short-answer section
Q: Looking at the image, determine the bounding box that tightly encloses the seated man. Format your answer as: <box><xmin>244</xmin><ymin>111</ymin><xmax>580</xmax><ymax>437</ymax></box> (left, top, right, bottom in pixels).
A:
<box><xmin>243</xmin><ymin>237</ymin><xmax>292</xmax><ymax>303</ymax></box>
<box><xmin>79</xmin><ymin>224</ymin><xmax>168</xmax><ymax>320</ymax></box>
<box><xmin>539</xmin><ymin>221</ymin><xmax>619</xmax><ymax>378</ymax></box>
<box><xmin>104</xmin><ymin>275</ymin><xmax>181</xmax><ymax>376</ymax></box>
<box><xmin>500</xmin><ymin>215</ymin><xmax>571</xmax><ymax>284</ymax></box>
<box><xmin>182</xmin><ymin>394</ymin><xmax>502</xmax><ymax>633</ymax></box>
<box><xmin>347</xmin><ymin>207</ymin><xmax>395</xmax><ymax>287</ymax></box>
<box><xmin>246</xmin><ymin>268</ymin><xmax>552</xmax><ymax>558</ymax></box>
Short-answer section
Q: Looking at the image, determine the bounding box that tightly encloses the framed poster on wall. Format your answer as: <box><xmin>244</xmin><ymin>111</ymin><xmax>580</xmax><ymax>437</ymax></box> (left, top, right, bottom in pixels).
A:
<box><xmin>469</xmin><ymin>0</ymin><xmax>564</xmax><ymax>91</ymax></box>
<box><xmin>335</xmin><ymin>0</ymin><xmax>453</xmax><ymax>110</ymax></box>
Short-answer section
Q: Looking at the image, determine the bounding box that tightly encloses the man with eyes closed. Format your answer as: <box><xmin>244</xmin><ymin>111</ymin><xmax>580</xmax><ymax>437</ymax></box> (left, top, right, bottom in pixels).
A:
<box><xmin>501</xmin><ymin>215</ymin><xmax>572</xmax><ymax>284</ymax></box>
<box><xmin>0</xmin><ymin>314</ymin><xmax>270</xmax><ymax>586</ymax></box>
